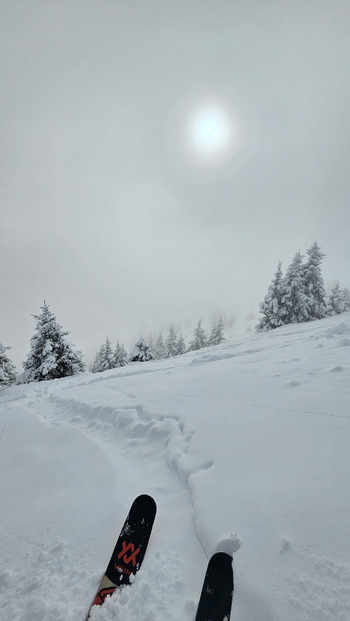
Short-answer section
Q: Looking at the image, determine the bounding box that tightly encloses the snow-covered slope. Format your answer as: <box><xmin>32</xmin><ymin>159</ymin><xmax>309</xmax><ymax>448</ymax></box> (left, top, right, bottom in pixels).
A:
<box><xmin>1</xmin><ymin>313</ymin><xmax>350</xmax><ymax>621</ymax></box>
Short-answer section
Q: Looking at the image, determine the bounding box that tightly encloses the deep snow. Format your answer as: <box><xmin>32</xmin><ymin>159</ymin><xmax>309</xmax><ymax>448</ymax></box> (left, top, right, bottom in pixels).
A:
<box><xmin>0</xmin><ymin>313</ymin><xmax>350</xmax><ymax>621</ymax></box>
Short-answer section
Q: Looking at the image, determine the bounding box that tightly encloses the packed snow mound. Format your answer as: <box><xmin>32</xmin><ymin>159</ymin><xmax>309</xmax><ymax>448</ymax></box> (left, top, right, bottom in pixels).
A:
<box><xmin>0</xmin><ymin>313</ymin><xmax>350</xmax><ymax>620</ymax></box>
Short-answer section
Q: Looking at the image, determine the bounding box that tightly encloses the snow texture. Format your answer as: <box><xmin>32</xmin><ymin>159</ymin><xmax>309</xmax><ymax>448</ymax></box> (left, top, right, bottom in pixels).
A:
<box><xmin>0</xmin><ymin>313</ymin><xmax>350</xmax><ymax>620</ymax></box>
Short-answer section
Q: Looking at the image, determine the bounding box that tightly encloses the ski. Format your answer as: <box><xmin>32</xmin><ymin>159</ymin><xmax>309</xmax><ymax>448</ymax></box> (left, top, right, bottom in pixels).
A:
<box><xmin>86</xmin><ymin>494</ymin><xmax>157</xmax><ymax>619</ymax></box>
<box><xmin>195</xmin><ymin>552</ymin><xmax>234</xmax><ymax>621</ymax></box>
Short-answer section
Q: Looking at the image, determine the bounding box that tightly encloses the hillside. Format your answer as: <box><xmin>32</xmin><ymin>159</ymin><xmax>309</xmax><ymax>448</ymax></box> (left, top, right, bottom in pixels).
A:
<box><xmin>0</xmin><ymin>313</ymin><xmax>349</xmax><ymax>621</ymax></box>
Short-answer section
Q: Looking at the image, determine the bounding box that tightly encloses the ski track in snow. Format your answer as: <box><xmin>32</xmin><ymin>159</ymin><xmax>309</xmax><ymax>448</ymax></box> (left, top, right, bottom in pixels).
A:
<box><xmin>0</xmin><ymin>313</ymin><xmax>350</xmax><ymax>620</ymax></box>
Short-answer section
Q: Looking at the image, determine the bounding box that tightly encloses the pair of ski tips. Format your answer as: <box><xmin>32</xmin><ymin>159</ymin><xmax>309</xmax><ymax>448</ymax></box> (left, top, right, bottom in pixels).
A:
<box><xmin>86</xmin><ymin>494</ymin><xmax>234</xmax><ymax>620</ymax></box>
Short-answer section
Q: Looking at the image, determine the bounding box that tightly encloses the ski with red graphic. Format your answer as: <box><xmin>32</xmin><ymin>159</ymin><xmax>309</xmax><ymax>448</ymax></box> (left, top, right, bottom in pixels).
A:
<box><xmin>86</xmin><ymin>494</ymin><xmax>157</xmax><ymax>619</ymax></box>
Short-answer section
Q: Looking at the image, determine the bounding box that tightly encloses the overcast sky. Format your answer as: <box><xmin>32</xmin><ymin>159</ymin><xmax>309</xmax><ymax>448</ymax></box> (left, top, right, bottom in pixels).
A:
<box><xmin>1</xmin><ymin>0</ymin><xmax>350</xmax><ymax>369</ymax></box>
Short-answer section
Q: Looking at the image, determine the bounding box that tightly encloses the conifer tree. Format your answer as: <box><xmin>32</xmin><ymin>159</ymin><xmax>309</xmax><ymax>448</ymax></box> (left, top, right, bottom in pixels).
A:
<box><xmin>283</xmin><ymin>252</ymin><xmax>310</xmax><ymax>324</ymax></box>
<box><xmin>256</xmin><ymin>262</ymin><xmax>287</xmax><ymax>332</ymax></box>
<box><xmin>153</xmin><ymin>333</ymin><xmax>166</xmax><ymax>360</ymax></box>
<box><xmin>176</xmin><ymin>333</ymin><xmax>186</xmax><ymax>356</ymax></box>
<box><xmin>148</xmin><ymin>335</ymin><xmax>155</xmax><ymax>357</ymax></box>
<box><xmin>91</xmin><ymin>350</ymin><xmax>101</xmax><ymax>373</ymax></box>
<box><xmin>91</xmin><ymin>337</ymin><xmax>114</xmax><ymax>373</ymax></box>
<box><xmin>113</xmin><ymin>342</ymin><xmax>128</xmax><ymax>368</ymax></box>
<box><xmin>23</xmin><ymin>301</ymin><xmax>84</xmax><ymax>382</ymax></box>
<box><xmin>208</xmin><ymin>316</ymin><xmax>225</xmax><ymax>345</ymax></box>
<box><xmin>341</xmin><ymin>287</ymin><xmax>350</xmax><ymax>312</ymax></box>
<box><xmin>327</xmin><ymin>281</ymin><xmax>344</xmax><ymax>316</ymax></box>
<box><xmin>165</xmin><ymin>326</ymin><xmax>178</xmax><ymax>358</ymax></box>
<box><xmin>304</xmin><ymin>241</ymin><xmax>327</xmax><ymax>320</ymax></box>
<box><xmin>130</xmin><ymin>338</ymin><xmax>153</xmax><ymax>362</ymax></box>
<box><xmin>188</xmin><ymin>319</ymin><xmax>207</xmax><ymax>351</ymax></box>
<box><xmin>0</xmin><ymin>341</ymin><xmax>17</xmax><ymax>387</ymax></box>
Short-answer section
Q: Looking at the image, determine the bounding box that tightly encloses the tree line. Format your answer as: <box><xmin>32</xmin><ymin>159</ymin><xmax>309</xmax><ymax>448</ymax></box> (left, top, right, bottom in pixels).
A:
<box><xmin>0</xmin><ymin>304</ymin><xmax>225</xmax><ymax>386</ymax></box>
<box><xmin>1</xmin><ymin>241</ymin><xmax>349</xmax><ymax>386</ymax></box>
<box><xmin>91</xmin><ymin>316</ymin><xmax>225</xmax><ymax>372</ymax></box>
<box><xmin>256</xmin><ymin>241</ymin><xmax>350</xmax><ymax>332</ymax></box>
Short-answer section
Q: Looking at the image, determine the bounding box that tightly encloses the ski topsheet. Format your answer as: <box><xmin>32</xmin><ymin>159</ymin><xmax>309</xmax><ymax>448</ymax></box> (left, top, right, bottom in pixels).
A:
<box><xmin>86</xmin><ymin>494</ymin><xmax>157</xmax><ymax>619</ymax></box>
<box><xmin>195</xmin><ymin>552</ymin><xmax>234</xmax><ymax>621</ymax></box>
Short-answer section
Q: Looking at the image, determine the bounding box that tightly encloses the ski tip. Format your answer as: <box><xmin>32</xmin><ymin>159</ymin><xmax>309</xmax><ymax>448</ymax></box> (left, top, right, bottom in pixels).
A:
<box><xmin>208</xmin><ymin>552</ymin><xmax>234</xmax><ymax>592</ymax></box>
<box><xmin>195</xmin><ymin>552</ymin><xmax>234</xmax><ymax>621</ymax></box>
<box><xmin>136</xmin><ymin>493</ymin><xmax>156</xmax><ymax>503</ymax></box>
<box><xmin>133</xmin><ymin>494</ymin><xmax>157</xmax><ymax>515</ymax></box>
<box><xmin>209</xmin><ymin>552</ymin><xmax>233</xmax><ymax>571</ymax></box>
<box><xmin>135</xmin><ymin>493</ymin><xmax>156</xmax><ymax>505</ymax></box>
<box><xmin>211</xmin><ymin>551</ymin><xmax>233</xmax><ymax>562</ymax></box>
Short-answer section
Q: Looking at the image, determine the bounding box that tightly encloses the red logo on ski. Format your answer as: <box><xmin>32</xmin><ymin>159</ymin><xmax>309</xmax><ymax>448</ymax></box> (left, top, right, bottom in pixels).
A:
<box><xmin>117</xmin><ymin>540</ymin><xmax>141</xmax><ymax>567</ymax></box>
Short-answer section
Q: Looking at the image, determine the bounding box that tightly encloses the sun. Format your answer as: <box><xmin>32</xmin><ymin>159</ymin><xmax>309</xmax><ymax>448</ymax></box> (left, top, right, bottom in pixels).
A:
<box><xmin>166</xmin><ymin>95</ymin><xmax>242</xmax><ymax>170</ymax></box>
<box><xmin>190</xmin><ymin>105</ymin><xmax>232</xmax><ymax>155</ymax></box>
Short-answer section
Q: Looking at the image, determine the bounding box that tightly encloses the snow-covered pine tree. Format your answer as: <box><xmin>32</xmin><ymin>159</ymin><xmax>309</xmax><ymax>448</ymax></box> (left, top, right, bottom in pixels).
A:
<box><xmin>256</xmin><ymin>262</ymin><xmax>287</xmax><ymax>332</ymax></box>
<box><xmin>208</xmin><ymin>316</ymin><xmax>225</xmax><ymax>345</ymax></box>
<box><xmin>188</xmin><ymin>319</ymin><xmax>207</xmax><ymax>351</ymax></box>
<box><xmin>130</xmin><ymin>338</ymin><xmax>153</xmax><ymax>362</ymax></box>
<box><xmin>91</xmin><ymin>337</ymin><xmax>114</xmax><ymax>373</ymax></box>
<box><xmin>113</xmin><ymin>342</ymin><xmax>128</xmax><ymax>368</ymax></box>
<box><xmin>91</xmin><ymin>351</ymin><xmax>100</xmax><ymax>373</ymax></box>
<box><xmin>91</xmin><ymin>344</ymin><xmax>103</xmax><ymax>373</ymax></box>
<box><xmin>176</xmin><ymin>333</ymin><xmax>186</xmax><ymax>356</ymax></box>
<box><xmin>152</xmin><ymin>333</ymin><xmax>166</xmax><ymax>360</ymax></box>
<box><xmin>0</xmin><ymin>341</ymin><xmax>17</xmax><ymax>387</ymax></box>
<box><xmin>341</xmin><ymin>287</ymin><xmax>350</xmax><ymax>312</ymax></box>
<box><xmin>327</xmin><ymin>281</ymin><xmax>344</xmax><ymax>316</ymax></box>
<box><xmin>283</xmin><ymin>252</ymin><xmax>310</xmax><ymax>324</ymax></box>
<box><xmin>165</xmin><ymin>326</ymin><xmax>178</xmax><ymax>358</ymax></box>
<box><xmin>303</xmin><ymin>241</ymin><xmax>327</xmax><ymax>320</ymax></box>
<box><xmin>23</xmin><ymin>301</ymin><xmax>84</xmax><ymax>382</ymax></box>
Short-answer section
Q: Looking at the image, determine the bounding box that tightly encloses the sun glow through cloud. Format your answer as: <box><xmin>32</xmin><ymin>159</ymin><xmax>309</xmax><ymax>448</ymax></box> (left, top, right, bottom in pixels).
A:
<box><xmin>190</xmin><ymin>106</ymin><xmax>232</xmax><ymax>154</ymax></box>
<box><xmin>167</xmin><ymin>94</ymin><xmax>243</xmax><ymax>173</ymax></box>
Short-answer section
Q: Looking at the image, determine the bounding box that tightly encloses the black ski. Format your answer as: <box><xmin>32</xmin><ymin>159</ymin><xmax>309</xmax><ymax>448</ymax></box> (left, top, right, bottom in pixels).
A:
<box><xmin>86</xmin><ymin>494</ymin><xmax>157</xmax><ymax>619</ymax></box>
<box><xmin>195</xmin><ymin>552</ymin><xmax>234</xmax><ymax>621</ymax></box>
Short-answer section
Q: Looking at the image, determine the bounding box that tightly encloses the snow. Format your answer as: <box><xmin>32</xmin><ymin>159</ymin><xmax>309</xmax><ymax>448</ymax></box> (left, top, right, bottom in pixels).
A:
<box><xmin>1</xmin><ymin>313</ymin><xmax>350</xmax><ymax>620</ymax></box>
